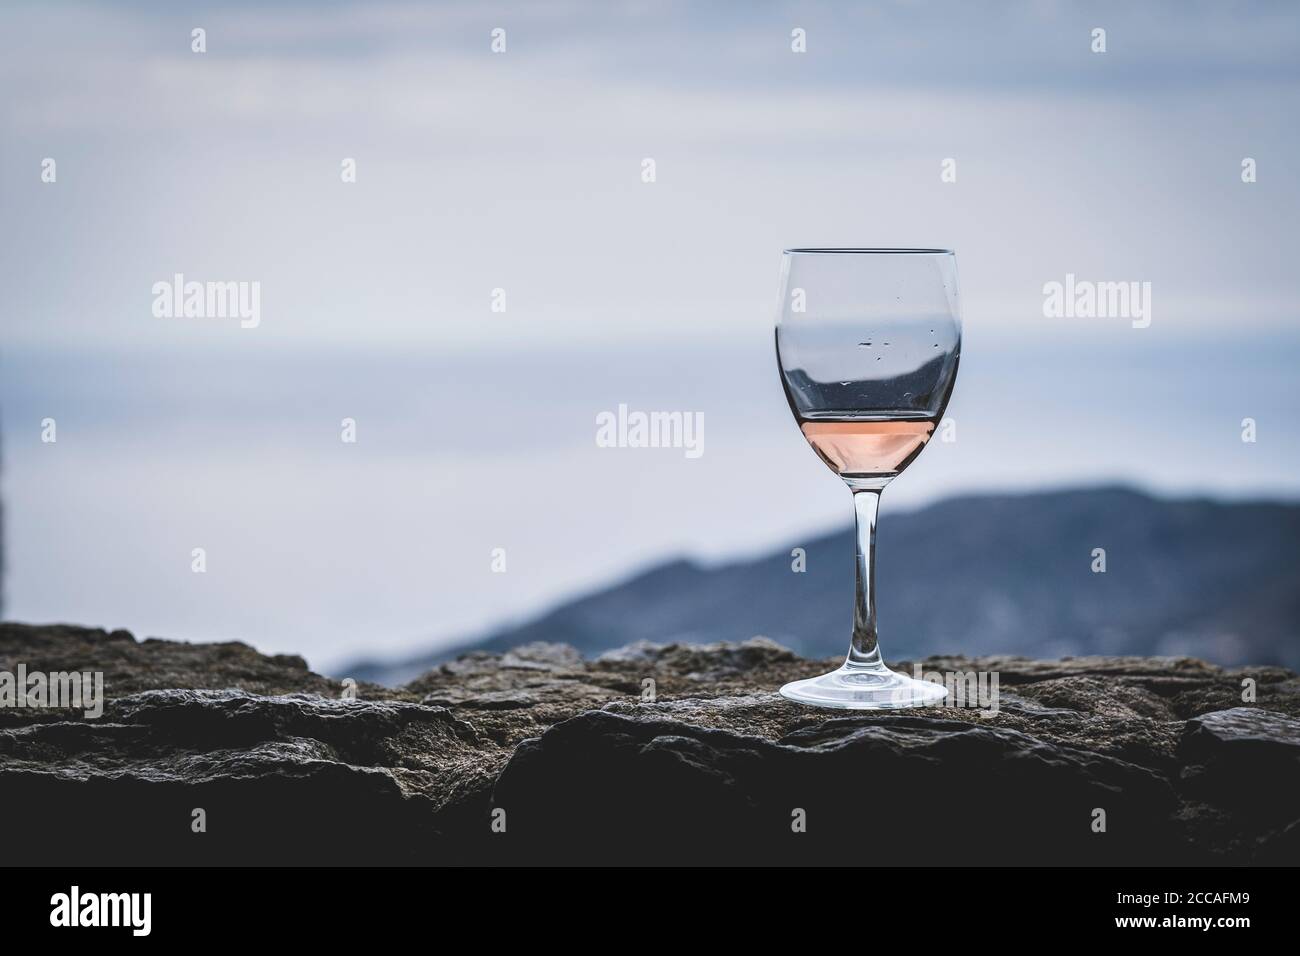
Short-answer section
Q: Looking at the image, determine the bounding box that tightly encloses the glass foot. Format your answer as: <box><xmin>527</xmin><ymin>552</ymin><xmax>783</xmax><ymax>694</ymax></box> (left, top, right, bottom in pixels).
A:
<box><xmin>780</xmin><ymin>662</ymin><xmax>948</xmax><ymax>710</ymax></box>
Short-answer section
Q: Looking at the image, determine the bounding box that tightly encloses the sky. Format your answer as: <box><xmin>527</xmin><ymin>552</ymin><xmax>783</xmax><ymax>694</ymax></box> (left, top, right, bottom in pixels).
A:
<box><xmin>2</xmin><ymin>1</ymin><xmax>1298</xmax><ymax>670</ymax></box>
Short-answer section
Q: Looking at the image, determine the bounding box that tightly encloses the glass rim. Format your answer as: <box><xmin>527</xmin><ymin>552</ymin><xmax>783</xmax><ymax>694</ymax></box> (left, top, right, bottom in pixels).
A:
<box><xmin>784</xmin><ymin>247</ymin><xmax>954</xmax><ymax>255</ymax></box>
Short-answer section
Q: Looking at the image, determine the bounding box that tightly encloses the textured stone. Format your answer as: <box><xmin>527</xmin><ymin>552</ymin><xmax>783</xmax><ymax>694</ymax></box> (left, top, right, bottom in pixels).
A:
<box><xmin>0</xmin><ymin>622</ymin><xmax>1296</xmax><ymax>864</ymax></box>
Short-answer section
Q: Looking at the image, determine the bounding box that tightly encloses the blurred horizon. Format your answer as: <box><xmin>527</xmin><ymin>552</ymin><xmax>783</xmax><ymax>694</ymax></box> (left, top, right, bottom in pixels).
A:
<box><xmin>6</xmin><ymin>331</ymin><xmax>1299</xmax><ymax>671</ymax></box>
<box><xmin>2</xmin><ymin>1</ymin><xmax>1298</xmax><ymax>670</ymax></box>
<box><xmin>6</xmin><ymin>471</ymin><xmax>1300</xmax><ymax>675</ymax></box>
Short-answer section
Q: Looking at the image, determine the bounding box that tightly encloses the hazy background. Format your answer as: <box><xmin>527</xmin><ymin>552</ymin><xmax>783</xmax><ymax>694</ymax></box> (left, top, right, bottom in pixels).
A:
<box><xmin>2</xmin><ymin>1</ymin><xmax>1298</xmax><ymax>672</ymax></box>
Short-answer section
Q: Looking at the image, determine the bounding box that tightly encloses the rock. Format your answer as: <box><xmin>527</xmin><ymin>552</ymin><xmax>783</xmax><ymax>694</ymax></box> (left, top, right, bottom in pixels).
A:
<box><xmin>493</xmin><ymin>708</ymin><xmax>1178</xmax><ymax>865</ymax></box>
<box><xmin>0</xmin><ymin>622</ymin><xmax>347</xmax><ymax>700</ymax></box>
<box><xmin>1178</xmin><ymin>707</ymin><xmax>1300</xmax><ymax>815</ymax></box>
<box><xmin>0</xmin><ymin>622</ymin><xmax>1296</xmax><ymax>864</ymax></box>
<box><xmin>594</xmin><ymin>636</ymin><xmax>798</xmax><ymax>680</ymax></box>
<box><xmin>499</xmin><ymin>642</ymin><xmax>583</xmax><ymax>671</ymax></box>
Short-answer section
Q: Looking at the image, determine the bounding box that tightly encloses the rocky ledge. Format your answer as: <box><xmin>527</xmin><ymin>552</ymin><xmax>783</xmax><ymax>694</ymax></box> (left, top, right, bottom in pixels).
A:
<box><xmin>1</xmin><ymin>622</ymin><xmax>1297</xmax><ymax>865</ymax></box>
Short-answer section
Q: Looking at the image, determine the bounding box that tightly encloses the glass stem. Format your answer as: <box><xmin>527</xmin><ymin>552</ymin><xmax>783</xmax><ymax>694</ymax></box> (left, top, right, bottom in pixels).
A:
<box><xmin>847</xmin><ymin>487</ymin><xmax>886</xmax><ymax>670</ymax></box>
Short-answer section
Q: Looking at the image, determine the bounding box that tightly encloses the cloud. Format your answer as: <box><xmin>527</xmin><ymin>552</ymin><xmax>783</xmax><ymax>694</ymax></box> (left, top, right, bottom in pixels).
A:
<box><xmin>1</xmin><ymin>0</ymin><xmax>1297</xmax><ymax>350</ymax></box>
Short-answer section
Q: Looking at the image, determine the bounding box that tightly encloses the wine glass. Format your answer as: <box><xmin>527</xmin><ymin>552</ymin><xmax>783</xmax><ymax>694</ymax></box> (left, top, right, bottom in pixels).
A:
<box><xmin>775</xmin><ymin>248</ymin><xmax>961</xmax><ymax>708</ymax></box>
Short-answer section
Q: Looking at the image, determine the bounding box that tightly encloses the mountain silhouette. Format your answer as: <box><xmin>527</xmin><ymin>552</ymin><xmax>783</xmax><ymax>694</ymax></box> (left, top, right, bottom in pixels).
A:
<box><xmin>342</xmin><ymin>486</ymin><xmax>1300</xmax><ymax>685</ymax></box>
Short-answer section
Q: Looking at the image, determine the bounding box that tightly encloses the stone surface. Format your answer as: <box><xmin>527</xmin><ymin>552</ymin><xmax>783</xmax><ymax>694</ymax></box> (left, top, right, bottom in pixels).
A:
<box><xmin>1</xmin><ymin>622</ymin><xmax>1297</xmax><ymax>864</ymax></box>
